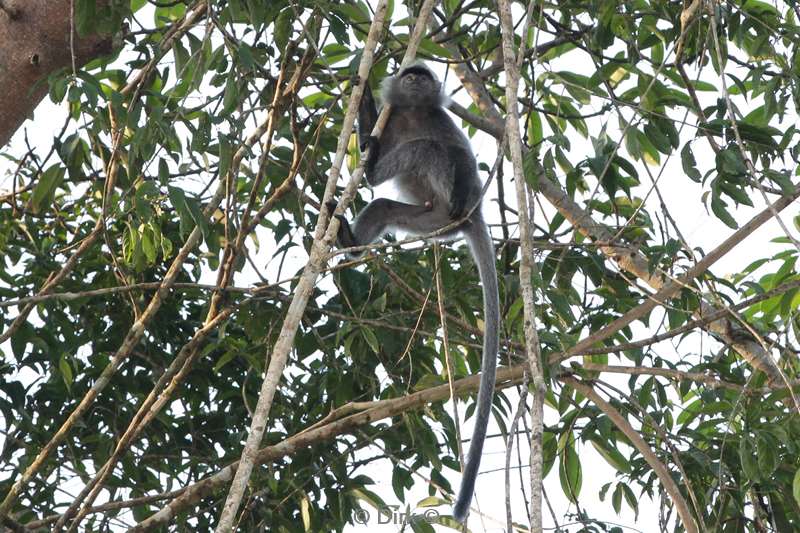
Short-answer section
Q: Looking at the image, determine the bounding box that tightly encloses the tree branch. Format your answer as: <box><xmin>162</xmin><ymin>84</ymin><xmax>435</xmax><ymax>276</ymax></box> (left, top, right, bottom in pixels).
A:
<box><xmin>562</xmin><ymin>376</ymin><xmax>699</xmax><ymax>533</ymax></box>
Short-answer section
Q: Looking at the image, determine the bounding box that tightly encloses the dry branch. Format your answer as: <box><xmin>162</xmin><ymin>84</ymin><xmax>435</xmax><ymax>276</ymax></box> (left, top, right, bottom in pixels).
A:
<box><xmin>127</xmin><ymin>332</ymin><xmax>800</xmax><ymax>530</ymax></box>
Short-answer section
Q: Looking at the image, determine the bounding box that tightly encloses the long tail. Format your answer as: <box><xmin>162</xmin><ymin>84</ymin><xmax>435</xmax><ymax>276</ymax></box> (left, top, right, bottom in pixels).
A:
<box><xmin>453</xmin><ymin>219</ymin><xmax>499</xmax><ymax>522</ymax></box>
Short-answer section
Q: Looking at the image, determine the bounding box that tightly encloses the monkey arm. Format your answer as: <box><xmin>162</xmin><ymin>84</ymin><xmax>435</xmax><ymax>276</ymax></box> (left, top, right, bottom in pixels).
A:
<box><xmin>447</xmin><ymin>145</ymin><xmax>480</xmax><ymax>220</ymax></box>
<box><xmin>362</xmin><ymin>136</ymin><xmax>381</xmax><ymax>185</ymax></box>
<box><xmin>357</xmin><ymin>83</ymin><xmax>378</xmax><ymax>149</ymax></box>
<box><xmin>357</xmin><ymin>83</ymin><xmax>382</xmax><ymax>186</ymax></box>
<box><xmin>449</xmin><ymin>179</ymin><xmax>469</xmax><ymax>219</ymax></box>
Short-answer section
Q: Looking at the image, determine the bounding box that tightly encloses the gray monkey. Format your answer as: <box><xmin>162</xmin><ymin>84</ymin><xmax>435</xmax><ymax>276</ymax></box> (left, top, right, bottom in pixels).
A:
<box><xmin>328</xmin><ymin>63</ymin><xmax>499</xmax><ymax>523</ymax></box>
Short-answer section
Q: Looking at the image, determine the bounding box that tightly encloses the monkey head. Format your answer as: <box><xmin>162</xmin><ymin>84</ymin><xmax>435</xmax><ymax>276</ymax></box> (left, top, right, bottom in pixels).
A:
<box><xmin>382</xmin><ymin>62</ymin><xmax>445</xmax><ymax>108</ymax></box>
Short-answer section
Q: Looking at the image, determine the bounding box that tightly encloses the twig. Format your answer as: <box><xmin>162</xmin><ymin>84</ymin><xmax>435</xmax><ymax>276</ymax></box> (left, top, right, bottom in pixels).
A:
<box><xmin>434</xmin><ymin>244</ymin><xmax>465</xmax><ymax>471</ymax></box>
<box><xmin>505</xmin><ymin>382</ymin><xmax>529</xmax><ymax>532</ymax></box>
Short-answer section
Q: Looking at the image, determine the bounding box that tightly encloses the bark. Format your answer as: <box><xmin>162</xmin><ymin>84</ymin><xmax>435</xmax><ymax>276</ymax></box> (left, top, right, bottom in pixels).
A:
<box><xmin>0</xmin><ymin>0</ymin><xmax>113</xmax><ymax>148</ymax></box>
<box><xmin>496</xmin><ymin>1</ymin><xmax>545</xmax><ymax>529</ymax></box>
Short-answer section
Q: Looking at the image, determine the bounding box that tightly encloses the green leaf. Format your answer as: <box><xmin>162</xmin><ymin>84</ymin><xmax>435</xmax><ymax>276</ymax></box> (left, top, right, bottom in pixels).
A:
<box><xmin>351</xmin><ymin>487</ymin><xmax>388</xmax><ymax>510</ymax></box>
<box><xmin>409</xmin><ymin>518</ymin><xmax>435</xmax><ymax>533</ymax></box>
<box><xmin>222</xmin><ymin>76</ymin><xmax>239</xmax><ymax>116</ymax></box>
<box><xmin>559</xmin><ymin>435</ymin><xmax>582</xmax><ymax>502</ymax></box>
<box><xmin>161</xmin><ymin>235</ymin><xmax>174</xmax><ymax>259</ymax></box>
<box><xmin>30</xmin><ymin>165</ymin><xmax>65</xmax><ymax>213</ymax></box>
<box><xmin>793</xmin><ymin>468</ymin><xmax>800</xmax><ymax>507</ymax></box>
<box><xmin>416</xmin><ymin>496</ymin><xmax>446</xmax><ymax>507</ymax></box>
<box><xmin>274</xmin><ymin>9</ymin><xmax>293</xmax><ymax>52</ymax></box>
<box><xmin>391</xmin><ymin>468</ymin><xmax>410</xmax><ymax>501</ymax></box>
<box><xmin>756</xmin><ymin>433</ymin><xmax>778</xmax><ymax>476</ymax></box>
<box><xmin>218</xmin><ymin>133</ymin><xmax>233</xmax><ymax>179</ymax></box>
<box><xmin>710</xmin><ymin>194</ymin><xmax>738</xmax><ymax>229</ymax></box>
<box><xmin>417</xmin><ymin>38</ymin><xmax>452</xmax><ymax>58</ymax></box>
<box><xmin>361</xmin><ymin>328</ymin><xmax>379</xmax><ymax>354</ymax></box>
<box><xmin>523</xmin><ymin>149</ymin><xmax>542</xmax><ymax>188</ymax></box>
<box><xmin>589</xmin><ymin>437</ymin><xmax>631</xmax><ymax>474</ymax></box>
<box><xmin>612</xmin><ymin>483</ymin><xmax>622</xmax><ymax>514</ymax></box>
<box><xmin>158</xmin><ymin>158</ymin><xmax>170</xmax><ymax>185</ymax></box>
<box><xmin>644</xmin><ymin>122</ymin><xmax>671</xmax><ymax>154</ymax></box>
<box><xmin>141</xmin><ymin>224</ymin><xmax>158</xmax><ymax>264</ymax></box>
<box><xmin>739</xmin><ymin>437</ymin><xmax>760</xmax><ymax>481</ymax></box>
<box><xmin>681</xmin><ymin>143</ymin><xmax>702</xmax><ymax>182</ymax></box>
<box><xmin>621</xmin><ymin>482</ymin><xmax>638</xmax><ymax>517</ymax></box>
<box><xmin>332</xmin><ymin>4</ymin><xmax>371</xmax><ymax>26</ymax></box>
<box><xmin>527</xmin><ymin>110</ymin><xmax>543</xmax><ymax>152</ymax></box>
<box><xmin>155</xmin><ymin>2</ymin><xmax>186</xmax><ymax>26</ymax></box>
<box><xmin>168</xmin><ymin>186</ymin><xmax>194</xmax><ymax>238</ymax></box>
<box><xmin>58</xmin><ymin>354</ymin><xmax>73</xmax><ymax>390</ymax></box>
<box><xmin>542</xmin><ymin>431</ymin><xmax>557</xmax><ymax>478</ymax></box>
<box><xmin>214</xmin><ymin>349</ymin><xmax>238</xmax><ymax>372</ymax></box>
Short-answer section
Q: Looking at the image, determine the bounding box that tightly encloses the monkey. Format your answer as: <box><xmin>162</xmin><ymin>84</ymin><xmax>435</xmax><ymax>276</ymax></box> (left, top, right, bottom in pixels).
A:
<box><xmin>327</xmin><ymin>62</ymin><xmax>499</xmax><ymax>523</ymax></box>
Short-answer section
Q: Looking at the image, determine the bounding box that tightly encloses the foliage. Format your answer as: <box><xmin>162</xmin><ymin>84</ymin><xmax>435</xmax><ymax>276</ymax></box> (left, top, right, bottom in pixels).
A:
<box><xmin>0</xmin><ymin>0</ymin><xmax>799</xmax><ymax>531</ymax></box>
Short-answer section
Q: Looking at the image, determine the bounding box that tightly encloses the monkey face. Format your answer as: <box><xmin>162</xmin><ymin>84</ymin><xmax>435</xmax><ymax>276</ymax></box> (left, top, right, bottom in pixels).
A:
<box><xmin>399</xmin><ymin>66</ymin><xmax>438</xmax><ymax>95</ymax></box>
<box><xmin>383</xmin><ymin>63</ymin><xmax>444</xmax><ymax>108</ymax></box>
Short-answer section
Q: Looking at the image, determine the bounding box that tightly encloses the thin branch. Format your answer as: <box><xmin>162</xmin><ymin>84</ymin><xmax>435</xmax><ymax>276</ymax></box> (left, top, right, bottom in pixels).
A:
<box><xmin>212</xmin><ymin>0</ymin><xmax>399</xmax><ymax>528</ymax></box>
<box><xmin>496</xmin><ymin>0</ymin><xmax>545</xmax><ymax>530</ymax></box>
<box><xmin>131</xmin><ymin>364</ymin><xmax>526</xmax><ymax>530</ymax></box>
<box><xmin>434</xmin><ymin>244</ymin><xmax>465</xmax><ymax>470</ymax></box>
<box><xmin>563</xmin><ymin>376</ymin><xmax>698</xmax><ymax>533</ymax></box>
<box><xmin>124</xmin><ymin>344</ymin><xmax>797</xmax><ymax>530</ymax></box>
<box><xmin>580</xmin><ymin>277</ymin><xmax>800</xmax><ymax>356</ymax></box>
<box><xmin>0</xmin><ymin>4</ymin><xmax>213</xmax><ymax>521</ymax></box>
<box><xmin>551</xmin><ymin>185</ymin><xmax>800</xmax><ymax>366</ymax></box>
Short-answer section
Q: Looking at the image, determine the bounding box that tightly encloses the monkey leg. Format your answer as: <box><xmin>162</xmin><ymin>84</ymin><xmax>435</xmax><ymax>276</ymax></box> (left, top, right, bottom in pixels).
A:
<box><xmin>344</xmin><ymin>198</ymin><xmax>451</xmax><ymax>254</ymax></box>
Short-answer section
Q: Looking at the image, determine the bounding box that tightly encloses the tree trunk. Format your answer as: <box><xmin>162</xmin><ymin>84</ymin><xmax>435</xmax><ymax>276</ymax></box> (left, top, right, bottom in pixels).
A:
<box><xmin>0</xmin><ymin>0</ymin><xmax>112</xmax><ymax>148</ymax></box>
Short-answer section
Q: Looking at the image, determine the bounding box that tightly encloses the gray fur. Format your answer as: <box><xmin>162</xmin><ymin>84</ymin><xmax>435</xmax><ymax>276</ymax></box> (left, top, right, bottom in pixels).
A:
<box><xmin>331</xmin><ymin>63</ymin><xmax>499</xmax><ymax>523</ymax></box>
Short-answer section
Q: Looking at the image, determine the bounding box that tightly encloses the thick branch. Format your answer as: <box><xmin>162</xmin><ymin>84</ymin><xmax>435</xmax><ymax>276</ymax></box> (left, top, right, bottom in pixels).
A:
<box><xmin>0</xmin><ymin>0</ymin><xmax>113</xmax><ymax>147</ymax></box>
<box><xmin>126</xmin><ymin>346</ymin><xmax>797</xmax><ymax>530</ymax></box>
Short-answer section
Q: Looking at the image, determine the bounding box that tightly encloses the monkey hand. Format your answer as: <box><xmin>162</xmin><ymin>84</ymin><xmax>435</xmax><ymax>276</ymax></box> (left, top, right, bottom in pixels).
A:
<box><xmin>324</xmin><ymin>201</ymin><xmax>347</xmax><ymax>234</ymax></box>
<box><xmin>360</xmin><ymin>135</ymin><xmax>379</xmax><ymax>154</ymax></box>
